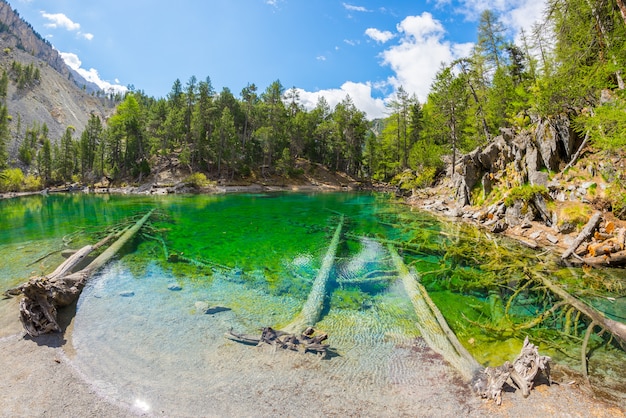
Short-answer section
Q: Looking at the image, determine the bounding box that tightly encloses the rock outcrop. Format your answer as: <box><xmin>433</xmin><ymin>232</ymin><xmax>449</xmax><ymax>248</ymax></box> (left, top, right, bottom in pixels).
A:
<box><xmin>0</xmin><ymin>1</ymin><xmax>97</xmax><ymax>91</ymax></box>
<box><xmin>453</xmin><ymin>115</ymin><xmax>583</xmax><ymax>207</ymax></box>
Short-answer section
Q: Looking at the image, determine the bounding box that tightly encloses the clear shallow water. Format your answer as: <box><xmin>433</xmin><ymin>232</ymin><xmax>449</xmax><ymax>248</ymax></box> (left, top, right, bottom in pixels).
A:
<box><xmin>1</xmin><ymin>192</ymin><xmax>625</xmax><ymax>414</ymax></box>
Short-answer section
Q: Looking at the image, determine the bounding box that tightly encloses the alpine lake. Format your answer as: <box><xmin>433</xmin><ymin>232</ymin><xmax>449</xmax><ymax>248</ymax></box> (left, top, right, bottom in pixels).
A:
<box><xmin>1</xmin><ymin>191</ymin><xmax>624</xmax><ymax>414</ymax></box>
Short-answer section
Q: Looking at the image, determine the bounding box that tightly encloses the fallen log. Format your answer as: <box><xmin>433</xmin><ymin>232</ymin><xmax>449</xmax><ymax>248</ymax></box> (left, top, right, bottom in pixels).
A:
<box><xmin>226</xmin><ymin>216</ymin><xmax>344</xmax><ymax>355</ymax></box>
<box><xmin>561</xmin><ymin>212</ymin><xmax>602</xmax><ymax>260</ymax></box>
<box><xmin>17</xmin><ymin>210</ymin><xmax>155</xmax><ymax>336</ymax></box>
<box><xmin>281</xmin><ymin>215</ymin><xmax>344</xmax><ymax>334</ymax></box>
<box><xmin>389</xmin><ymin>245</ymin><xmax>551</xmax><ymax>404</ymax></box>
<box><xmin>528</xmin><ymin>270</ymin><xmax>626</xmax><ymax>345</ymax></box>
<box><xmin>388</xmin><ymin>244</ymin><xmax>481</xmax><ymax>381</ymax></box>
<box><xmin>587</xmin><ymin>240</ymin><xmax>620</xmax><ymax>257</ymax></box>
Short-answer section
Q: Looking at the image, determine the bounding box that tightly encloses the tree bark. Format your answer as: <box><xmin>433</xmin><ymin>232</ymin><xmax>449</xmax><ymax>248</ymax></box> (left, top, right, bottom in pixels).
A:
<box><xmin>388</xmin><ymin>244</ymin><xmax>482</xmax><ymax>381</ymax></box>
<box><xmin>17</xmin><ymin>210</ymin><xmax>154</xmax><ymax>336</ymax></box>
<box><xmin>561</xmin><ymin>212</ymin><xmax>602</xmax><ymax>260</ymax></box>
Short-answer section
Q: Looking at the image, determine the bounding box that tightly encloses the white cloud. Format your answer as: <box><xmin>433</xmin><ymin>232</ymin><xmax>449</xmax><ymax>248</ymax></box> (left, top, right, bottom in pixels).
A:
<box><xmin>81</xmin><ymin>32</ymin><xmax>94</xmax><ymax>41</ymax></box>
<box><xmin>454</xmin><ymin>0</ymin><xmax>546</xmax><ymax>38</ymax></box>
<box><xmin>365</xmin><ymin>28</ymin><xmax>394</xmax><ymax>43</ymax></box>
<box><xmin>60</xmin><ymin>52</ymin><xmax>127</xmax><ymax>94</ymax></box>
<box><xmin>343</xmin><ymin>3</ymin><xmax>370</xmax><ymax>12</ymax></box>
<box><xmin>41</xmin><ymin>12</ymin><xmax>80</xmax><ymax>31</ymax></box>
<box><xmin>381</xmin><ymin>12</ymin><xmax>472</xmax><ymax>102</ymax></box>
<box><xmin>296</xmin><ymin>81</ymin><xmax>386</xmax><ymax>119</ymax></box>
<box><xmin>504</xmin><ymin>0</ymin><xmax>545</xmax><ymax>39</ymax></box>
<box><xmin>316</xmin><ymin>55</ymin><xmax>327</xmax><ymax>61</ymax></box>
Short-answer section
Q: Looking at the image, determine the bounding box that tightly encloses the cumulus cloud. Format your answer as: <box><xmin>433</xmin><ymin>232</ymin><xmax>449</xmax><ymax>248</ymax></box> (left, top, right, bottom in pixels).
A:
<box><xmin>60</xmin><ymin>52</ymin><xmax>127</xmax><ymax>94</ymax></box>
<box><xmin>41</xmin><ymin>12</ymin><xmax>80</xmax><ymax>31</ymax></box>
<box><xmin>381</xmin><ymin>12</ymin><xmax>472</xmax><ymax>102</ymax></box>
<box><xmin>296</xmin><ymin>81</ymin><xmax>386</xmax><ymax>119</ymax></box>
<box><xmin>41</xmin><ymin>11</ymin><xmax>95</xmax><ymax>41</ymax></box>
<box><xmin>297</xmin><ymin>2</ymin><xmax>544</xmax><ymax>120</ymax></box>
<box><xmin>365</xmin><ymin>28</ymin><xmax>394</xmax><ymax>43</ymax></box>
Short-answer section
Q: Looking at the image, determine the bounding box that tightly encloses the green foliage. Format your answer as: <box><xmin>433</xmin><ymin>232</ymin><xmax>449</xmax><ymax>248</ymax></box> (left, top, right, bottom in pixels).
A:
<box><xmin>10</xmin><ymin>61</ymin><xmax>40</xmax><ymax>90</ymax></box>
<box><xmin>607</xmin><ymin>184</ymin><xmax>626</xmax><ymax>220</ymax></box>
<box><xmin>574</xmin><ymin>97</ymin><xmax>626</xmax><ymax>151</ymax></box>
<box><xmin>0</xmin><ymin>168</ymin><xmax>24</xmax><ymax>192</ymax></box>
<box><xmin>391</xmin><ymin>167</ymin><xmax>438</xmax><ymax>191</ymax></box>
<box><xmin>22</xmin><ymin>174</ymin><xmax>42</xmax><ymax>191</ymax></box>
<box><xmin>504</xmin><ymin>184</ymin><xmax>549</xmax><ymax>207</ymax></box>
<box><xmin>183</xmin><ymin>172</ymin><xmax>213</xmax><ymax>188</ymax></box>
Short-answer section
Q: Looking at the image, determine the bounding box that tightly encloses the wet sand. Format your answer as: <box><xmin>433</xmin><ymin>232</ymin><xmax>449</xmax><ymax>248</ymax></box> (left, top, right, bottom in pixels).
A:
<box><xmin>0</xmin><ymin>295</ymin><xmax>623</xmax><ymax>418</ymax></box>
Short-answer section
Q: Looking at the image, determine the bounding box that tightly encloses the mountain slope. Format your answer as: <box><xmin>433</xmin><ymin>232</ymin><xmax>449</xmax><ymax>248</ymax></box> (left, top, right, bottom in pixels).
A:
<box><xmin>0</xmin><ymin>0</ymin><xmax>115</xmax><ymax>154</ymax></box>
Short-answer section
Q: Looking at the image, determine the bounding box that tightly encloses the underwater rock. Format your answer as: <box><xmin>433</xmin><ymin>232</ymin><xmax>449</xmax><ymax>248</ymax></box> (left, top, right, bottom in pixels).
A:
<box><xmin>204</xmin><ymin>306</ymin><xmax>231</xmax><ymax>315</ymax></box>
<box><xmin>194</xmin><ymin>301</ymin><xmax>209</xmax><ymax>312</ymax></box>
<box><xmin>119</xmin><ymin>290</ymin><xmax>135</xmax><ymax>297</ymax></box>
<box><xmin>168</xmin><ymin>283</ymin><xmax>182</xmax><ymax>291</ymax></box>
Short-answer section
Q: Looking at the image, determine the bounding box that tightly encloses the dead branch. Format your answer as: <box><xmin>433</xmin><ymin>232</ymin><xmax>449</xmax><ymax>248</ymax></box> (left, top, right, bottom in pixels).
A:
<box><xmin>527</xmin><ymin>270</ymin><xmax>626</xmax><ymax>345</ymax></box>
<box><xmin>473</xmin><ymin>337</ymin><xmax>551</xmax><ymax>405</ymax></box>
<box><xmin>225</xmin><ymin>326</ymin><xmax>330</xmax><ymax>357</ymax></box>
<box><xmin>561</xmin><ymin>212</ymin><xmax>602</xmax><ymax>260</ymax></box>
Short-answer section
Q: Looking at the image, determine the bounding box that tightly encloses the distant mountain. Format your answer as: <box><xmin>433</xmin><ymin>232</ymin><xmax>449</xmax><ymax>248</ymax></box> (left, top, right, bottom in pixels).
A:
<box><xmin>0</xmin><ymin>0</ymin><xmax>115</xmax><ymax>154</ymax></box>
<box><xmin>0</xmin><ymin>1</ymin><xmax>99</xmax><ymax>92</ymax></box>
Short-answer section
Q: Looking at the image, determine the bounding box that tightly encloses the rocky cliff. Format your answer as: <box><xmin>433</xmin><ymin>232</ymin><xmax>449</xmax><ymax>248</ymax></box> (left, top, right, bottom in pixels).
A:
<box><xmin>452</xmin><ymin>115</ymin><xmax>583</xmax><ymax>207</ymax></box>
<box><xmin>0</xmin><ymin>1</ymin><xmax>114</xmax><ymax>148</ymax></box>
<box><xmin>0</xmin><ymin>2</ymin><xmax>72</xmax><ymax>81</ymax></box>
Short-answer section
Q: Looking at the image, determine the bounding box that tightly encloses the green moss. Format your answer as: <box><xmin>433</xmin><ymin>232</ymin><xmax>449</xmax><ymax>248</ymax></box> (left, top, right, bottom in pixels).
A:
<box><xmin>504</xmin><ymin>184</ymin><xmax>549</xmax><ymax>207</ymax></box>
<box><xmin>330</xmin><ymin>287</ymin><xmax>371</xmax><ymax>310</ymax></box>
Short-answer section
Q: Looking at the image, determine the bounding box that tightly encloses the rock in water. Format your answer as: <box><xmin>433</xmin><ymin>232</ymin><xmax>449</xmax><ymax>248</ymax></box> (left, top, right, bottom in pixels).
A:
<box><xmin>205</xmin><ymin>306</ymin><xmax>231</xmax><ymax>315</ymax></box>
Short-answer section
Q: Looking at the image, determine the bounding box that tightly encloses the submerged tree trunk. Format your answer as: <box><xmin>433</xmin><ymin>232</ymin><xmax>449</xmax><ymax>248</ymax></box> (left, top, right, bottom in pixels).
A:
<box><xmin>388</xmin><ymin>244</ymin><xmax>481</xmax><ymax>381</ymax></box>
<box><xmin>282</xmin><ymin>215</ymin><xmax>344</xmax><ymax>334</ymax></box>
<box><xmin>389</xmin><ymin>244</ymin><xmax>551</xmax><ymax>404</ymax></box>
<box><xmin>17</xmin><ymin>210</ymin><xmax>154</xmax><ymax>337</ymax></box>
<box><xmin>226</xmin><ymin>216</ymin><xmax>344</xmax><ymax>356</ymax></box>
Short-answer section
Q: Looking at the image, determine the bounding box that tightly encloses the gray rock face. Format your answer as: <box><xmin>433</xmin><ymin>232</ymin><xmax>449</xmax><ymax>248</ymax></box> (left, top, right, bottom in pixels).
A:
<box><xmin>453</xmin><ymin>115</ymin><xmax>583</xmax><ymax>207</ymax></box>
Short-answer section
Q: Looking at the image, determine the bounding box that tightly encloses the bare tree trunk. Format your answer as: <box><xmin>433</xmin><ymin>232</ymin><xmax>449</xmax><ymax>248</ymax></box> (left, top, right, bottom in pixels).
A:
<box><xmin>388</xmin><ymin>244</ymin><xmax>481</xmax><ymax>381</ymax></box>
<box><xmin>282</xmin><ymin>216</ymin><xmax>344</xmax><ymax>334</ymax></box>
<box><xmin>561</xmin><ymin>212</ymin><xmax>602</xmax><ymax>260</ymax></box>
<box><xmin>17</xmin><ymin>210</ymin><xmax>154</xmax><ymax>336</ymax></box>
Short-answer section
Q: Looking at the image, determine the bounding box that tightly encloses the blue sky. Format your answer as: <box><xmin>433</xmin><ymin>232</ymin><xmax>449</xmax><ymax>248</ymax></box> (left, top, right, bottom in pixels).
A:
<box><xmin>11</xmin><ymin>0</ymin><xmax>545</xmax><ymax>119</ymax></box>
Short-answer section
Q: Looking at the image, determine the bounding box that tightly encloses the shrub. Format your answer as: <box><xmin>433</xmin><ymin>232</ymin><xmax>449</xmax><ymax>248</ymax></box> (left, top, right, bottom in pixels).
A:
<box><xmin>0</xmin><ymin>168</ymin><xmax>24</xmax><ymax>192</ymax></box>
<box><xmin>23</xmin><ymin>174</ymin><xmax>42</xmax><ymax>191</ymax></box>
<box><xmin>184</xmin><ymin>172</ymin><xmax>213</xmax><ymax>188</ymax></box>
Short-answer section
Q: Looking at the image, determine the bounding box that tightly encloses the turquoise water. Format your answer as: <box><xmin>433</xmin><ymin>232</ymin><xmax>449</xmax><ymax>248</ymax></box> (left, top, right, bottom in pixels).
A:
<box><xmin>1</xmin><ymin>192</ymin><xmax>624</xmax><ymax>414</ymax></box>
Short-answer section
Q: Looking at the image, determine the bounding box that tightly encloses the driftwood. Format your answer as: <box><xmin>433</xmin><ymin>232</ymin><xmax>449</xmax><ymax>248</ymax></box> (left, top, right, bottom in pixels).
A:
<box><xmin>225</xmin><ymin>326</ymin><xmax>330</xmax><ymax>357</ymax></box>
<box><xmin>390</xmin><ymin>244</ymin><xmax>553</xmax><ymax>404</ymax></box>
<box><xmin>388</xmin><ymin>244</ymin><xmax>481</xmax><ymax>381</ymax></box>
<box><xmin>561</xmin><ymin>212</ymin><xmax>602</xmax><ymax>260</ymax></box>
<box><xmin>568</xmin><ymin>249</ymin><xmax>626</xmax><ymax>267</ymax></box>
<box><xmin>473</xmin><ymin>337</ymin><xmax>551</xmax><ymax>405</ymax></box>
<box><xmin>16</xmin><ymin>210</ymin><xmax>154</xmax><ymax>336</ymax></box>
